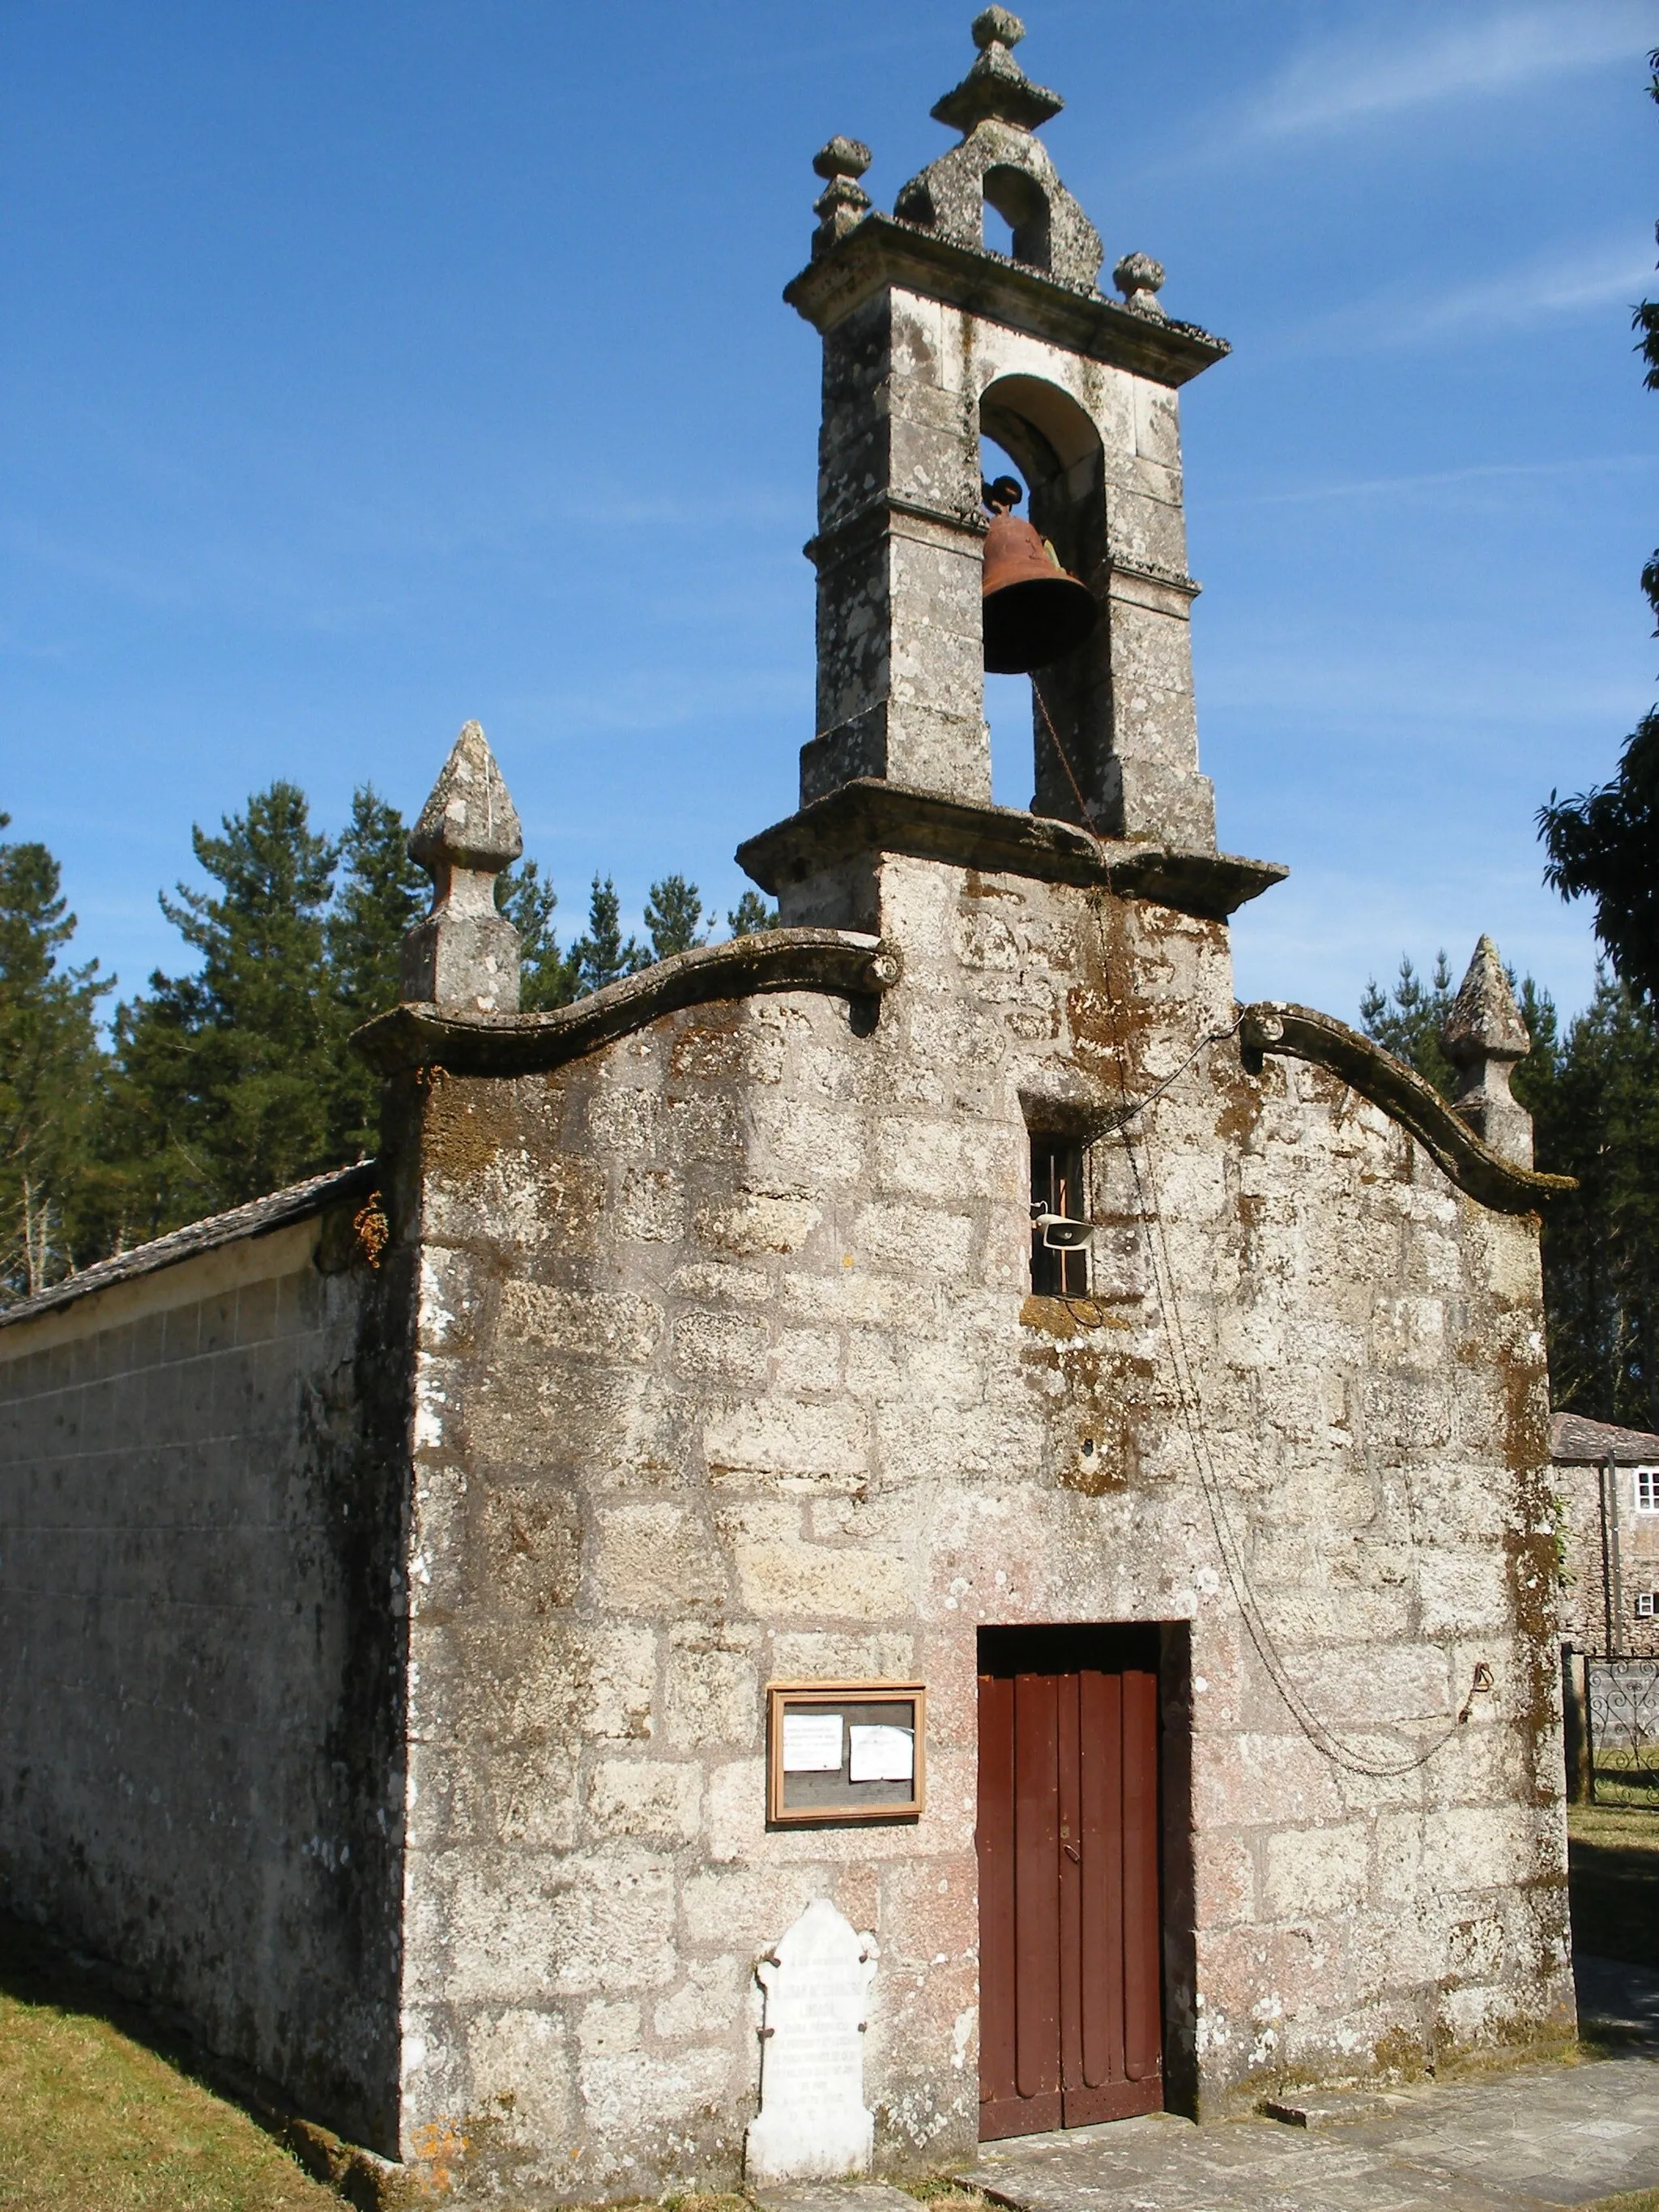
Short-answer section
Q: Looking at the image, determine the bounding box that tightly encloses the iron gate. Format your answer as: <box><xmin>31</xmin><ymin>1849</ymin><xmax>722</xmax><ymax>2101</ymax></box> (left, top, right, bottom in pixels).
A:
<box><xmin>1587</xmin><ymin>1656</ymin><xmax>1659</xmax><ymax>1802</ymax></box>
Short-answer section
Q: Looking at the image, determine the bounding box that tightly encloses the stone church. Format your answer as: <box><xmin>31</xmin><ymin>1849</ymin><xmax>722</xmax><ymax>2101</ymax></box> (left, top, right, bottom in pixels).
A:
<box><xmin>0</xmin><ymin>13</ymin><xmax>1578</xmax><ymax>2205</ymax></box>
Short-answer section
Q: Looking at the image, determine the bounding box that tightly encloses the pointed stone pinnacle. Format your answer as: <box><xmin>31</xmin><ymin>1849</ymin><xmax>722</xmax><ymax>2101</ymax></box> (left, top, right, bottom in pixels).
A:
<box><xmin>1442</xmin><ymin>935</ymin><xmax>1530</xmax><ymax>1066</ymax></box>
<box><xmin>401</xmin><ymin>721</ymin><xmax>523</xmax><ymax>1016</ymax></box>
<box><xmin>409</xmin><ymin>720</ymin><xmax>523</xmax><ymax>876</ymax></box>
<box><xmin>1441</xmin><ymin>936</ymin><xmax>1533</xmax><ymax>1167</ymax></box>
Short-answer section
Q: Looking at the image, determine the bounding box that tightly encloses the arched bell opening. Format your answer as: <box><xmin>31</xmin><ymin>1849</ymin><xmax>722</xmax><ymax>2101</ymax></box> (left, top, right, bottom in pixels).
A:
<box><xmin>978</xmin><ymin>374</ymin><xmax>1111</xmax><ymax>832</ymax></box>
<box><xmin>982</xmin><ymin>164</ymin><xmax>1051</xmax><ymax>271</ymax></box>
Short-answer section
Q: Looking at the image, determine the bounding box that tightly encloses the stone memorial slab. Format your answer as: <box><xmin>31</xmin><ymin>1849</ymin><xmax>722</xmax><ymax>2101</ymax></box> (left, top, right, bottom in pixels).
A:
<box><xmin>745</xmin><ymin>1898</ymin><xmax>879</xmax><ymax>2185</ymax></box>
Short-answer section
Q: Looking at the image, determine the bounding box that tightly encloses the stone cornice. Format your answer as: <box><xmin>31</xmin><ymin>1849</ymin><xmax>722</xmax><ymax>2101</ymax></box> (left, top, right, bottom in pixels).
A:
<box><xmin>785</xmin><ymin>215</ymin><xmax>1230</xmax><ymax>388</ymax></box>
<box><xmin>737</xmin><ymin>781</ymin><xmax>1284</xmax><ymax>921</ymax></box>
<box><xmin>1239</xmin><ymin>1002</ymin><xmax>1576</xmax><ymax>1216</ymax></box>
<box><xmin>352</xmin><ymin>930</ymin><xmax>903</xmax><ymax>1079</ymax></box>
<box><xmin>804</xmin><ymin>493</ymin><xmax>986</xmax><ymax>568</ymax></box>
<box><xmin>1106</xmin><ymin>554</ymin><xmax>1201</xmax><ymax>601</ymax></box>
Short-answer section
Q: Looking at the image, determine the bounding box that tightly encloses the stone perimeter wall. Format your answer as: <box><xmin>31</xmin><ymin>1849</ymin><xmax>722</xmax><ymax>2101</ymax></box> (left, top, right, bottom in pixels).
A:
<box><xmin>0</xmin><ymin>1204</ymin><xmax>408</xmax><ymax>2150</ymax></box>
<box><xmin>399</xmin><ymin>850</ymin><xmax>1572</xmax><ymax>2202</ymax></box>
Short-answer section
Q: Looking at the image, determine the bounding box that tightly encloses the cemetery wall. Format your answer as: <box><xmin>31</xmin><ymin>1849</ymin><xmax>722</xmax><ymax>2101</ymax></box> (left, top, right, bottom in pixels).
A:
<box><xmin>0</xmin><ymin>1179</ymin><xmax>409</xmax><ymax>2150</ymax></box>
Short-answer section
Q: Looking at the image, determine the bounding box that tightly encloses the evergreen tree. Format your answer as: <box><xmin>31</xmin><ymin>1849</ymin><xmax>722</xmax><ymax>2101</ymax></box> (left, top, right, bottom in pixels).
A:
<box><xmin>1539</xmin><ymin>713</ymin><xmax>1659</xmax><ymax>1008</ymax></box>
<box><xmin>727</xmin><ymin>890</ymin><xmax>778</xmax><ymax>937</ymax></box>
<box><xmin>111</xmin><ymin>782</ymin><xmax>338</xmax><ymax>1230</ymax></box>
<box><xmin>644</xmin><ymin>874</ymin><xmax>706</xmax><ymax>961</ymax></box>
<box><xmin>1360</xmin><ymin>956</ymin><xmax>1659</xmax><ymax>1432</ymax></box>
<box><xmin>1358</xmin><ymin>952</ymin><xmax>1456</xmax><ymax>1096</ymax></box>
<box><xmin>497</xmin><ymin>859</ymin><xmax>578</xmax><ymax>1012</ymax></box>
<box><xmin>567</xmin><ymin>876</ymin><xmax>646</xmax><ymax>996</ymax></box>
<box><xmin>1520</xmin><ymin>974</ymin><xmax>1659</xmax><ymax>1430</ymax></box>
<box><xmin>327</xmin><ymin>785</ymin><xmax>428</xmax><ymax>1157</ymax></box>
<box><xmin>0</xmin><ymin>818</ymin><xmax>111</xmax><ymax>1299</ymax></box>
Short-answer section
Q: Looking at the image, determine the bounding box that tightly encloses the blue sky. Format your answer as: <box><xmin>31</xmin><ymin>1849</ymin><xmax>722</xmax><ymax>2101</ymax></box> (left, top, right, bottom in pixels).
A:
<box><xmin>1</xmin><ymin>0</ymin><xmax>1653</xmax><ymax>1025</ymax></box>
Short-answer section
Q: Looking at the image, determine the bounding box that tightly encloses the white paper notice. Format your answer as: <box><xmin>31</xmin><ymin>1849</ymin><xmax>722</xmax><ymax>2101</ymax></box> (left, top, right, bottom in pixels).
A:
<box><xmin>783</xmin><ymin>1711</ymin><xmax>844</xmax><ymax>1773</ymax></box>
<box><xmin>847</xmin><ymin>1724</ymin><xmax>914</xmax><ymax>1784</ymax></box>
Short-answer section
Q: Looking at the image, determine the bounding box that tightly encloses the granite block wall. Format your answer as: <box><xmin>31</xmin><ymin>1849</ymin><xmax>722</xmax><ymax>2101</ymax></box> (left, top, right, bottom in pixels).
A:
<box><xmin>392</xmin><ymin>849</ymin><xmax>1572</xmax><ymax>2201</ymax></box>
<box><xmin>0</xmin><ymin>1203</ymin><xmax>407</xmax><ymax>2148</ymax></box>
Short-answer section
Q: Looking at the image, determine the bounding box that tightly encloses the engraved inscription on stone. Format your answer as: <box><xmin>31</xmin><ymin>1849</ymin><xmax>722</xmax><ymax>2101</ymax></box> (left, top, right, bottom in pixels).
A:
<box><xmin>744</xmin><ymin>1898</ymin><xmax>879</xmax><ymax>2184</ymax></box>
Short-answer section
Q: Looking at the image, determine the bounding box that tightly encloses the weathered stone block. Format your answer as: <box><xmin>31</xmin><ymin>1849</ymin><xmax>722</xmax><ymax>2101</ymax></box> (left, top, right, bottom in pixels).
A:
<box><xmin>588</xmin><ymin>1758</ymin><xmax>702</xmax><ymax>1843</ymax></box>
<box><xmin>703</xmin><ymin>1399</ymin><xmax>869</xmax><ymax>1489</ymax></box>
<box><xmin>665</xmin><ymin>1620</ymin><xmax>761</xmax><ymax>1750</ymax></box>
<box><xmin>695</xmin><ymin>1188</ymin><xmax>823</xmax><ymax>1257</ymax></box>
<box><xmin>476</xmin><ymin>1481</ymin><xmax>582</xmax><ymax>1613</ymax></box>
<box><xmin>594</xmin><ymin>1502</ymin><xmax>725</xmax><ymax>1612</ymax></box>
<box><xmin>654</xmin><ymin>1954</ymin><xmax>745</xmax><ymax>2040</ymax></box>
<box><xmin>733</xmin><ymin>1535</ymin><xmax>910</xmax><ymax>1621</ymax></box>
<box><xmin>674</xmin><ymin>1308</ymin><xmax>773</xmax><ymax>1386</ymax></box>
<box><xmin>1261</xmin><ymin>1822</ymin><xmax>1369</xmax><ymax>1920</ymax></box>
<box><xmin>497</xmin><ymin>1282</ymin><xmax>662</xmax><ymax>1366</ymax></box>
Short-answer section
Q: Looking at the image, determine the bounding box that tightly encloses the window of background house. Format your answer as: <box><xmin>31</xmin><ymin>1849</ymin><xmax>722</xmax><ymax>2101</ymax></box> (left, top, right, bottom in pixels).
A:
<box><xmin>1636</xmin><ymin>1467</ymin><xmax>1659</xmax><ymax>1513</ymax></box>
<box><xmin>1030</xmin><ymin>1136</ymin><xmax>1088</xmax><ymax>1298</ymax></box>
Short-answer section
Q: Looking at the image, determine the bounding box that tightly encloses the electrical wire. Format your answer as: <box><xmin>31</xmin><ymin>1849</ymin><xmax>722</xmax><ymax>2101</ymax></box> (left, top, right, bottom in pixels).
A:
<box><xmin>1031</xmin><ymin>678</ymin><xmax>1465</xmax><ymax>1775</ymax></box>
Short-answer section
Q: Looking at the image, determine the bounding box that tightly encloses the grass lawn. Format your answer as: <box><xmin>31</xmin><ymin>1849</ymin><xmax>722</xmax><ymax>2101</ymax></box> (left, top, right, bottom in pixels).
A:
<box><xmin>0</xmin><ymin>1917</ymin><xmax>339</xmax><ymax>2212</ymax></box>
<box><xmin>1</xmin><ymin>1821</ymin><xmax>1656</xmax><ymax>2212</ymax></box>
<box><xmin>1570</xmin><ymin>1801</ymin><xmax>1659</xmax><ymax>1971</ymax></box>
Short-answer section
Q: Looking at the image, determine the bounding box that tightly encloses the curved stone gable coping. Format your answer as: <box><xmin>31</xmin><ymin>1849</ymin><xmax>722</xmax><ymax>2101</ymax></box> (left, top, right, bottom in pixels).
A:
<box><xmin>1239</xmin><ymin>1002</ymin><xmax>1576</xmax><ymax>1216</ymax></box>
<box><xmin>351</xmin><ymin>928</ymin><xmax>902</xmax><ymax>1079</ymax></box>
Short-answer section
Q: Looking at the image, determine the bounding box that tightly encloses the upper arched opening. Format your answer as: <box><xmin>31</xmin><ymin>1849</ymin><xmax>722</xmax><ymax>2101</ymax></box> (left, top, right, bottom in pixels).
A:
<box><xmin>982</xmin><ymin>166</ymin><xmax>1051</xmax><ymax>271</ymax></box>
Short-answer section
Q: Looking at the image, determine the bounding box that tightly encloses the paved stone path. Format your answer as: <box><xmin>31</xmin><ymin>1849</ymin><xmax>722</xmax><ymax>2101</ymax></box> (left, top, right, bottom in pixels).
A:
<box><xmin>966</xmin><ymin>2054</ymin><xmax>1659</xmax><ymax>2210</ymax></box>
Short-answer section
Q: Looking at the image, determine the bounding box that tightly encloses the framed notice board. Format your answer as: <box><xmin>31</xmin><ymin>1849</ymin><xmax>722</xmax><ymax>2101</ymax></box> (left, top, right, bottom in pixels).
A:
<box><xmin>766</xmin><ymin>1681</ymin><xmax>926</xmax><ymax>1825</ymax></box>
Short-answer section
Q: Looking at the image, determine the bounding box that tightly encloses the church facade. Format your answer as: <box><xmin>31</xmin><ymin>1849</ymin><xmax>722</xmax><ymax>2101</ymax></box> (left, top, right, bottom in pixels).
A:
<box><xmin>0</xmin><ymin>14</ymin><xmax>1576</xmax><ymax>2205</ymax></box>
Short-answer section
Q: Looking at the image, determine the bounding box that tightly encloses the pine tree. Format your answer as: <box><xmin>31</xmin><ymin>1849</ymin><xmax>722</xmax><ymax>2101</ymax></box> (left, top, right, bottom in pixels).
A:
<box><xmin>568</xmin><ymin>876</ymin><xmax>646</xmax><ymax>996</ymax></box>
<box><xmin>326</xmin><ymin>785</ymin><xmax>428</xmax><ymax>1158</ymax></box>
<box><xmin>111</xmin><ymin>782</ymin><xmax>338</xmax><ymax>1230</ymax></box>
<box><xmin>727</xmin><ymin>890</ymin><xmax>778</xmax><ymax>937</ymax></box>
<box><xmin>1358</xmin><ymin>952</ymin><xmax>1456</xmax><ymax>1096</ymax></box>
<box><xmin>497</xmin><ymin>859</ymin><xmax>578</xmax><ymax>1012</ymax></box>
<box><xmin>644</xmin><ymin>874</ymin><xmax>707</xmax><ymax>961</ymax></box>
<box><xmin>1360</xmin><ymin>957</ymin><xmax>1659</xmax><ymax>1430</ymax></box>
<box><xmin>1519</xmin><ymin>972</ymin><xmax>1659</xmax><ymax>1430</ymax></box>
<box><xmin>0</xmin><ymin>818</ymin><xmax>111</xmax><ymax>1299</ymax></box>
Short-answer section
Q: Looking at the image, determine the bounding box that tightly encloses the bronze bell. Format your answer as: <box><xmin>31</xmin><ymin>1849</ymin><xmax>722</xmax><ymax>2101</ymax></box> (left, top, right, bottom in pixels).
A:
<box><xmin>979</xmin><ymin>475</ymin><xmax>1098</xmax><ymax>674</ymax></box>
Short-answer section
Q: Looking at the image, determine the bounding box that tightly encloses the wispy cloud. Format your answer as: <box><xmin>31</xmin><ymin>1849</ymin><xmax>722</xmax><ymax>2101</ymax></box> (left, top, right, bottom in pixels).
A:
<box><xmin>1241</xmin><ymin>1</ymin><xmax>1652</xmax><ymax>143</ymax></box>
<box><xmin>1269</xmin><ymin>236</ymin><xmax>1654</xmax><ymax>357</ymax></box>
<box><xmin>1209</xmin><ymin>453</ymin><xmax>1657</xmax><ymax>510</ymax></box>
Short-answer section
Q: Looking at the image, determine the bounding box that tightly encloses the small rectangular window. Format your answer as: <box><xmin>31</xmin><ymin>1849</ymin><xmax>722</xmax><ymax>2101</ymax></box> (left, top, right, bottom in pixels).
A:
<box><xmin>1636</xmin><ymin>1467</ymin><xmax>1659</xmax><ymax>1513</ymax></box>
<box><xmin>1030</xmin><ymin>1136</ymin><xmax>1088</xmax><ymax>1298</ymax></box>
<box><xmin>1639</xmin><ymin>1592</ymin><xmax>1657</xmax><ymax>1620</ymax></box>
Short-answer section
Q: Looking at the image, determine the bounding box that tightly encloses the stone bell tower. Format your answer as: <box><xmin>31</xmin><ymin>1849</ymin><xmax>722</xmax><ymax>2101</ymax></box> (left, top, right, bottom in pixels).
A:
<box><xmin>783</xmin><ymin>6</ymin><xmax>1227</xmax><ymax>855</ymax></box>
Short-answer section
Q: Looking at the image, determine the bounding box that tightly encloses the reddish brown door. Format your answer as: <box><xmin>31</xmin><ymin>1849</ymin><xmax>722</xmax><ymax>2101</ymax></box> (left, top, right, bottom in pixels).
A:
<box><xmin>977</xmin><ymin>1629</ymin><xmax>1162</xmax><ymax>2140</ymax></box>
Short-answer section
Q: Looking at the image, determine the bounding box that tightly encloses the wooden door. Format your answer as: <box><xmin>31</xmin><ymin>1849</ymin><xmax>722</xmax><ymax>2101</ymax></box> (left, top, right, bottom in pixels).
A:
<box><xmin>977</xmin><ymin>1629</ymin><xmax>1162</xmax><ymax>2139</ymax></box>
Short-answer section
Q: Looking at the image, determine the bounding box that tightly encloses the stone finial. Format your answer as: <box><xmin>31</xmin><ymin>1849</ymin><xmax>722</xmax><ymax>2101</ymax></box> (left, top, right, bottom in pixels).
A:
<box><xmin>932</xmin><ymin>9</ymin><xmax>1062</xmax><ymax>134</ymax></box>
<box><xmin>401</xmin><ymin>721</ymin><xmax>523</xmax><ymax>1016</ymax></box>
<box><xmin>1440</xmin><ymin>935</ymin><xmax>1533</xmax><ymax>1167</ymax></box>
<box><xmin>1113</xmin><ymin>250</ymin><xmax>1166</xmax><ymax>320</ymax></box>
<box><xmin>811</xmin><ymin>137</ymin><xmax>873</xmax><ymax>258</ymax></box>
<box><xmin>973</xmin><ymin>5</ymin><xmax>1026</xmax><ymax>49</ymax></box>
